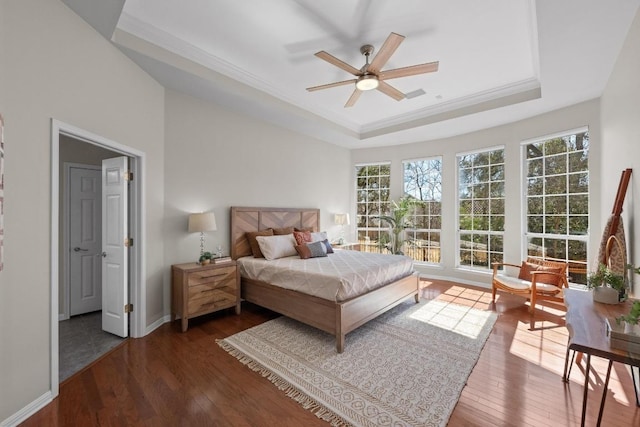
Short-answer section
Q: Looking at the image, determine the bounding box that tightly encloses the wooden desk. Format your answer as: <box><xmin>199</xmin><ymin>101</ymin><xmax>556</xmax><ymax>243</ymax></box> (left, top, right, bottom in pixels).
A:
<box><xmin>563</xmin><ymin>288</ymin><xmax>640</xmax><ymax>426</ymax></box>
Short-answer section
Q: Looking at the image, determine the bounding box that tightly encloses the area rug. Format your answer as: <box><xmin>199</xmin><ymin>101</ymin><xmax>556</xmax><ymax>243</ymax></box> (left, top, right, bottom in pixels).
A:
<box><xmin>217</xmin><ymin>298</ymin><xmax>497</xmax><ymax>427</ymax></box>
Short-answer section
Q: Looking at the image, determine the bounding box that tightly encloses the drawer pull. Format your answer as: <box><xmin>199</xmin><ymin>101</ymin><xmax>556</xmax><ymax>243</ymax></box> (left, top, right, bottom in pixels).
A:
<box><xmin>199</xmin><ymin>272</ymin><xmax>227</xmax><ymax>279</ymax></box>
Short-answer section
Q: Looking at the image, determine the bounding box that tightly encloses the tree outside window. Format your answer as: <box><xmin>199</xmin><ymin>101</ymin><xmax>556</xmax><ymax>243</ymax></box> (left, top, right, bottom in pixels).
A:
<box><xmin>524</xmin><ymin>130</ymin><xmax>589</xmax><ymax>284</ymax></box>
<box><xmin>356</xmin><ymin>163</ymin><xmax>391</xmax><ymax>253</ymax></box>
<box><xmin>403</xmin><ymin>158</ymin><xmax>442</xmax><ymax>263</ymax></box>
<box><xmin>458</xmin><ymin>148</ymin><xmax>505</xmax><ymax>270</ymax></box>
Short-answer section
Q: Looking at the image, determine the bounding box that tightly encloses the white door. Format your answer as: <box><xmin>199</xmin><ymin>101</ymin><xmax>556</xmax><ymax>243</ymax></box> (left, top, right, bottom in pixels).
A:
<box><xmin>102</xmin><ymin>156</ymin><xmax>129</xmax><ymax>337</ymax></box>
<box><xmin>69</xmin><ymin>166</ymin><xmax>102</xmax><ymax>316</ymax></box>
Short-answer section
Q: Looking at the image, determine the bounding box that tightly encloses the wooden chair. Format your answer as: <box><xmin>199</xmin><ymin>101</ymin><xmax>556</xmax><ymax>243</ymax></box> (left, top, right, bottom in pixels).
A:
<box><xmin>492</xmin><ymin>257</ymin><xmax>569</xmax><ymax>328</ymax></box>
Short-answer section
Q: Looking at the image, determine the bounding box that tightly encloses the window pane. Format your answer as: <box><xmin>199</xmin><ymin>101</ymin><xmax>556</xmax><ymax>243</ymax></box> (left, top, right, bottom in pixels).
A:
<box><xmin>545</xmin><ymin>154</ymin><xmax>567</xmax><ymax>175</ymax></box>
<box><xmin>527</xmin><ymin>178</ymin><xmax>543</xmax><ymax>196</ymax></box>
<box><xmin>528</xmin><ymin>216</ymin><xmax>543</xmax><ymax>233</ymax></box>
<box><xmin>527</xmin><ymin>197</ymin><xmax>543</xmax><ymax>215</ymax></box>
<box><xmin>545</xmin><ymin>176</ymin><xmax>566</xmax><ymax>194</ymax></box>
<box><xmin>569</xmin><ymin>173</ymin><xmax>588</xmax><ymax>193</ymax></box>
<box><xmin>528</xmin><ymin>158</ymin><xmax>543</xmax><ymax>177</ymax></box>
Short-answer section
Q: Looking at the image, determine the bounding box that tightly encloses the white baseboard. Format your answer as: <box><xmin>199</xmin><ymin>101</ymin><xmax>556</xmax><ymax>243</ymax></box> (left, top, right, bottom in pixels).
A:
<box><xmin>144</xmin><ymin>314</ymin><xmax>172</xmax><ymax>336</ymax></box>
<box><xmin>1</xmin><ymin>391</ymin><xmax>52</xmax><ymax>427</ymax></box>
<box><xmin>419</xmin><ymin>273</ymin><xmax>491</xmax><ymax>290</ymax></box>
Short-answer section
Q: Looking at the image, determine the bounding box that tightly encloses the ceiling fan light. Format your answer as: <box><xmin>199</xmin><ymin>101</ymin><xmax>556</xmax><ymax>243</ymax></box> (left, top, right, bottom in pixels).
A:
<box><xmin>356</xmin><ymin>75</ymin><xmax>379</xmax><ymax>91</ymax></box>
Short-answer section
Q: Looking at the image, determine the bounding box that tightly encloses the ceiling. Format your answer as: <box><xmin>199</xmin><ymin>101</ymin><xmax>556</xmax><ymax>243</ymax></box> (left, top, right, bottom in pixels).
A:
<box><xmin>64</xmin><ymin>0</ymin><xmax>640</xmax><ymax>148</ymax></box>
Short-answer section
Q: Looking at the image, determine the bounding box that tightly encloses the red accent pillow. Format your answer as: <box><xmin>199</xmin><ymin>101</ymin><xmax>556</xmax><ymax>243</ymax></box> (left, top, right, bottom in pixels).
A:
<box><xmin>293</xmin><ymin>231</ymin><xmax>312</xmax><ymax>246</ymax></box>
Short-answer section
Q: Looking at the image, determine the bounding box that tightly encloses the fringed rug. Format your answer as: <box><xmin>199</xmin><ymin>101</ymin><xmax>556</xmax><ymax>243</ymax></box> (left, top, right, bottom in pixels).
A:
<box><xmin>217</xmin><ymin>298</ymin><xmax>497</xmax><ymax>427</ymax></box>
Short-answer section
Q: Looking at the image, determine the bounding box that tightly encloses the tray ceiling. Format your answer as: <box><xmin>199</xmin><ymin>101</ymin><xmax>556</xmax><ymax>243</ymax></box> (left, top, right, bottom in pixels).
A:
<box><xmin>65</xmin><ymin>0</ymin><xmax>640</xmax><ymax>148</ymax></box>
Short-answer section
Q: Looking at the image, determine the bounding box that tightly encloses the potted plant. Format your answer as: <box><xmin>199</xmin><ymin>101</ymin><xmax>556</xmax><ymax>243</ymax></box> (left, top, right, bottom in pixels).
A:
<box><xmin>586</xmin><ymin>263</ymin><xmax>626</xmax><ymax>304</ymax></box>
<box><xmin>199</xmin><ymin>251</ymin><xmax>213</xmax><ymax>265</ymax></box>
<box><xmin>374</xmin><ymin>196</ymin><xmax>421</xmax><ymax>255</ymax></box>
<box><xmin>616</xmin><ymin>300</ymin><xmax>640</xmax><ymax>334</ymax></box>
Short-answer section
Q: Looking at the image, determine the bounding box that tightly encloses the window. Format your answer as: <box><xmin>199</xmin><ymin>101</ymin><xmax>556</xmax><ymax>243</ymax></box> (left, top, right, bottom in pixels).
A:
<box><xmin>524</xmin><ymin>129</ymin><xmax>589</xmax><ymax>284</ymax></box>
<box><xmin>403</xmin><ymin>158</ymin><xmax>442</xmax><ymax>263</ymax></box>
<box><xmin>457</xmin><ymin>147</ymin><xmax>505</xmax><ymax>270</ymax></box>
<box><xmin>356</xmin><ymin>163</ymin><xmax>390</xmax><ymax>253</ymax></box>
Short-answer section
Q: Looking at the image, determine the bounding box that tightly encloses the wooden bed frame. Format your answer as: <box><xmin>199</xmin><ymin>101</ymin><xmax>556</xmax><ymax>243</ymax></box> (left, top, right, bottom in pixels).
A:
<box><xmin>230</xmin><ymin>206</ymin><xmax>420</xmax><ymax>353</ymax></box>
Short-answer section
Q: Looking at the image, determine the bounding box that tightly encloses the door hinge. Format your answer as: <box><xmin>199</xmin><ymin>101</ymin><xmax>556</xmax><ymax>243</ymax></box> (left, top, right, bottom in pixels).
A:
<box><xmin>125</xmin><ymin>170</ymin><xmax>133</xmax><ymax>181</ymax></box>
<box><xmin>125</xmin><ymin>237</ymin><xmax>133</xmax><ymax>247</ymax></box>
<box><xmin>125</xmin><ymin>303</ymin><xmax>133</xmax><ymax>313</ymax></box>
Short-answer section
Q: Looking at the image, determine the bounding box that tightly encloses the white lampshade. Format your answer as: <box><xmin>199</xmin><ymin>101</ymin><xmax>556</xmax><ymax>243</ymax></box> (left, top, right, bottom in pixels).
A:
<box><xmin>188</xmin><ymin>212</ymin><xmax>217</xmax><ymax>233</ymax></box>
<box><xmin>334</xmin><ymin>213</ymin><xmax>350</xmax><ymax>225</ymax></box>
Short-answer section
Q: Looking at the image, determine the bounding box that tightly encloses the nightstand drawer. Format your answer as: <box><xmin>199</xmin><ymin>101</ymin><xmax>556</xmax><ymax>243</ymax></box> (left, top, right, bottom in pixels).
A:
<box><xmin>188</xmin><ymin>284</ymin><xmax>236</xmax><ymax>314</ymax></box>
<box><xmin>187</xmin><ymin>265</ymin><xmax>236</xmax><ymax>287</ymax></box>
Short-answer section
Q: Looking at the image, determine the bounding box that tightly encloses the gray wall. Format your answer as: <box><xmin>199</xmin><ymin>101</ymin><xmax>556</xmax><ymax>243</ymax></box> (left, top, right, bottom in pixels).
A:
<box><xmin>0</xmin><ymin>0</ymin><xmax>165</xmax><ymax>420</ymax></box>
<box><xmin>163</xmin><ymin>89</ymin><xmax>351</xmax><ymax>266</ymax></box>
<box><xmin>601</xmin><ymin>9</ymin><xmax>640</xmax><ymax>295</ymax></box>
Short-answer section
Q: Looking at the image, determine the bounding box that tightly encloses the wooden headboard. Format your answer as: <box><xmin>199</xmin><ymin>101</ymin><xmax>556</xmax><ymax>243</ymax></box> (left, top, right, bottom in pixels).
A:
<box><xmin>230</xmin><ymin>207</ymin><xmax>320</xmax><ymax>259</ymax></box>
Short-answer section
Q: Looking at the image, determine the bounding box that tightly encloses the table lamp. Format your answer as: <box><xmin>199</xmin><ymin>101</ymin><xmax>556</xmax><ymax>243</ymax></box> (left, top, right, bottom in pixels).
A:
<box><xmin>334</xmin><ymin>213</ymin><xmax>350</xmax><ymax>244</ymax></box>
<box><xmin>188</xmin><ymin>212</ymin><xmax>217</xmax><ymax>257</ymax></box>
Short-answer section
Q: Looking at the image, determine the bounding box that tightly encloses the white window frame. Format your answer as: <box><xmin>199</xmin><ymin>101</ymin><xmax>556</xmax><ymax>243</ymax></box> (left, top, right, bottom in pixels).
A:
<box><xmin>402</xmin><ymin>156</ymin><xmax>443</xmax><ymax>265</ymax></box>
<box><xmin>521</xmin><ymin>127</ymin><xmax>589</xmax><ymax>283</ymax></box>
<box><xmin>456</xmin><ymin>145</ymin><xmax>505</xmax><ymax>271</ymax></box>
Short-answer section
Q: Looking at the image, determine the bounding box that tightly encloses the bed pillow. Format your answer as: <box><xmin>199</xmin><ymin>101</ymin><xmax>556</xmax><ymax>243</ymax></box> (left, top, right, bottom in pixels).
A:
<box><xmin>518</xmin><ymin>261</ymin><xmax>563</xmax><ymax>286</ymax></box>
<box><xmin>293</xmin><ymin>230</ymin><xmax>313</xmax><ymax>245</ymax></box>
<box><xmin>256</xmin><ymin>234</ymin><xmax>297</xmax><ymax>260</ymax></box>
<box><xmin>295</xmin><ymin>240</ymin><xmax>328</xmax><ymax>259</ymax></box>
<box><xmin>246</xmin><ymin>229</ymin><xmax>274</xmax><ymax>258</ymax></box>
<box><xmin>310</xmin><ymin>231</ymin><xmax>328</xmax><ymax>242</ymax></box>
<box><xmin>273</xmin><ymin>226</ymin><xmax>294</xmax><ymax>235</ymax></box>
<box><xmin>321</xmin><ymin>239</ymin><xmax>334</xmax><ymax>254</ymax></box>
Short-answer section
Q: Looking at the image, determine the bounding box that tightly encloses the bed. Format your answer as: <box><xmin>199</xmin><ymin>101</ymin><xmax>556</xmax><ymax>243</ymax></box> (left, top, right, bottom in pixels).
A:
<box><xmin>230</xmin><ymin>206</ymin><xmax>420</xmax><ymax>353</ymax></box>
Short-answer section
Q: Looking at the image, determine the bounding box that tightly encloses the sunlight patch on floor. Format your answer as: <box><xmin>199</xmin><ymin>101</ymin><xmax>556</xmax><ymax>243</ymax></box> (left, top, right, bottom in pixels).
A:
<box><xmin>410</xmin><ymin>298</ymin><xmax>495</xmax><ymax>339</ymax></box>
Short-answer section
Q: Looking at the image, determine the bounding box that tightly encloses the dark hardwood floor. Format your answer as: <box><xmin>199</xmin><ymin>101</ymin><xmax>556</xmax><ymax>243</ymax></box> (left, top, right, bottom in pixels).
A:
<box><xmin>22</xmin><ymin>280</ymin><xmax>640</xmax><ymax>426</ymax></box>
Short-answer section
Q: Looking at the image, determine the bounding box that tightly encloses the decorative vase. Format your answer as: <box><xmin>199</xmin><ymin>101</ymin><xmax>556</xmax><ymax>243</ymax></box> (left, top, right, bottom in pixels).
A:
<box><xmin>592</xmin><ymin>286</ymin><xmax>620</xmax><ymax>304</ymax></box>
<box><xmin>200</xmin><ymin>259</ymin><xmax>210</xmax><ymax>266</ymax></box>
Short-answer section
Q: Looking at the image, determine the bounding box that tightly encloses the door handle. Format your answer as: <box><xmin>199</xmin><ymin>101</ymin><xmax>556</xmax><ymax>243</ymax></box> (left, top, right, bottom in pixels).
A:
<box><xmin>101</xmin><ymin>252</ymin><xmax>107</xmax><ymax>258</ymax></box>
<box><xmin>73</xmin><ymin>247</ymin><xmax>88</xmax><ymax>252</ymax></box>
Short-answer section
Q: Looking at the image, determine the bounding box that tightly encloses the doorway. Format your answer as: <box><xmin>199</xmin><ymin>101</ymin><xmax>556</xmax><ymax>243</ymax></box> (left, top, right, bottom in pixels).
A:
<box><xmin>50</xmin><ymin>119</ymin><xmax>145</xmax><ymax>398</ymax></box>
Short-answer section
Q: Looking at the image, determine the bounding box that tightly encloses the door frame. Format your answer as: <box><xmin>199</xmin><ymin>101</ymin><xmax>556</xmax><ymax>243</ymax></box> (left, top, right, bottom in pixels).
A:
<box><xmin>61</xmin><ymin>162</ymin><xmax>102</xmax><ymax>321</ymax></box>
<box><xmin>50</xmin><ymin>119</ymin><xmax>146</xmax><ymax>398</ymax></box>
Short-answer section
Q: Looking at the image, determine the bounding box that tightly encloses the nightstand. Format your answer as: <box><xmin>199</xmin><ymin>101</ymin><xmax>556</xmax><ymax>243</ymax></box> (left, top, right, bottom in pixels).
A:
<box><xmin>171</xmin><ymin>261</ymin><xmax>240</xmax><ymax>332</ymax></box>
<box><xmin>332</xmin><ymin>242</ymin><xmax>361</xmax><ymax>251</ymax></box>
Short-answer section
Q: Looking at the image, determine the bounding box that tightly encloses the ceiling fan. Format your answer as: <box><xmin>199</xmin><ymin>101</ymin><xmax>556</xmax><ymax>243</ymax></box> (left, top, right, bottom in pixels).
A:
<box><xmin>306</xmin><ymin>32</ymin><xmax>439</xmax><ymax>108</ymax></box>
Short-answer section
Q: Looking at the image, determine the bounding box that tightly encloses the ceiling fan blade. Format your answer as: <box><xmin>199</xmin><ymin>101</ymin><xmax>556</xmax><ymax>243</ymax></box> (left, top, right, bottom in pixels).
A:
<box><xmin>315</xmin><ymin>51</ymin><xmax>362</xmax><ymax>76</ymax></box>
<box><xmin>376</xmin><ymin>81</ymin><xmax>405</xmax><ymax>101</ymax></box>
<box><xmin>367</xmin><ymin>32</ymin><xmax>405</xmax><ymax>74</ymax></box>
<box><xmin>344</xmin><ymin>88</ymin><xmax>362</xmax><ymax>108</ymax></box>
<box><xmin>379</xmin><ymin>61</ymin><xmax>439</xmax><ymax>80</ymax></box>
<box><xmin>306</xmin><ymin>79</ymin><xmax>357</xmax><ymax>92</ymax></box>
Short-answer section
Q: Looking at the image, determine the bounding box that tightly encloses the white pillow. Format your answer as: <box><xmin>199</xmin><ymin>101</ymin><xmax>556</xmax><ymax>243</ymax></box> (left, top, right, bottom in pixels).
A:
<box><xmin>310</xmin><ymin>231</ymin><xmax>328</xmax><ymax>242</ymax></box>
<box><xmin>256</xmin><ymin>234</ymin><xmax>297</xmax><ymax>260</ymax></box>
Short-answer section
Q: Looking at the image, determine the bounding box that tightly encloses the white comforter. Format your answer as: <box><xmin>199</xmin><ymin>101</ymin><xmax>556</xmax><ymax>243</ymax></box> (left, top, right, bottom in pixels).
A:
<box><xmin>237</xmin><ymin>250</ymin><xmax>414</xmax><ymax>302</ymax></box>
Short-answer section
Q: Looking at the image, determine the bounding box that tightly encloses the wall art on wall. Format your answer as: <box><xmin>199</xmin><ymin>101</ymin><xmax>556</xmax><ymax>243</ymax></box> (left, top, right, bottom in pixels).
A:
<box><xmin>0</xmin><ymin>113</ymin><xmax>4</xmax><ymax>271</ymax></box>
